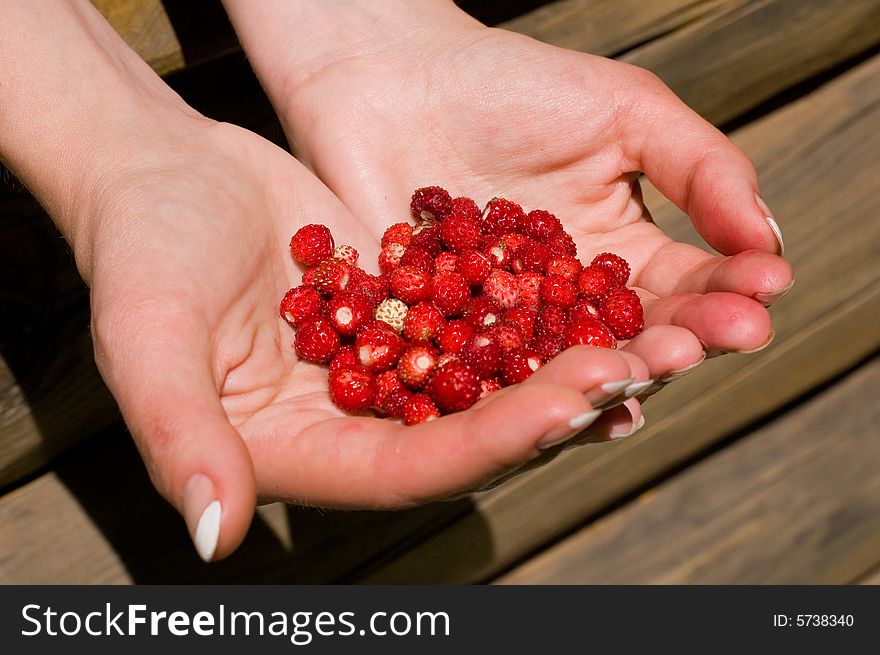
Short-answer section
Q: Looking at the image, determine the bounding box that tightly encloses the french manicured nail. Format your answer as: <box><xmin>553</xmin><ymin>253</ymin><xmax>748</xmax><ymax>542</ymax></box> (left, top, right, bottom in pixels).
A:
<box><xmin>611</xmin><ymin>414</ymin><xmax>645</xmax><ymax>440</ymax></box>
<box><xmin>755</xmin><ymin>279</ymin><xmax>795</xmax><ymax>306</ymax></box>
<box><xmin>624</xmin><ymin>379</ymin><xmax>653</xmax><ymax>398</ymax></box>
<box><xmin>756</xmin><ymin>195</ymin><xmax>784</xmax><ymax>255</ymax></box>
<box><xmin>737</xmin><ymin>329</ymin><xmax>775</xmax><ymax>354</ymax></box>
<box><xmin>182</xmin><ymin>474</ymin><xmax>221</xmax><ymax>562</ymax></box>
<box><xmin>659</xmin><ymin>352</ymin><xmax>707</xmax><ymax>383</ymax></box>
<box><xmin>587</xmin><ymin>378</ymin><xmax>632</xmax><ymax>408</ymax></box>
<box><xmin>538</xmin><ymin>409</ymin><xmax>602</xmax><ymax>449</ymax></box>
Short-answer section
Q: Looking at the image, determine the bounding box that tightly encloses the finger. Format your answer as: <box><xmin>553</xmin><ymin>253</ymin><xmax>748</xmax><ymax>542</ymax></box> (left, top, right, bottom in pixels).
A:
<box><xmin>621</xmin><ymin>324</ymin><xmax>704</xmax><ymax>380</ymax></box>
<box><xmin>642</xmin><ymin>291</ymin><xmax>774</xmax><ymax>353</ymax></box>
<box><xmin>618</xmin><ymin>65</ymin><xmax>783</xmax><ymax>255</ymax></box>
<box><xmin>92</xmin><ymin>308</ymin><xmax>256</xmax><ymax>562</ymax></box>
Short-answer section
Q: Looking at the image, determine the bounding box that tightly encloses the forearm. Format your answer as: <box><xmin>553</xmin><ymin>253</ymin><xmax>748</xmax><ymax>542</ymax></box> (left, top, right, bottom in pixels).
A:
<box><xmin>0</xmin><ymin>0</ymin><xmax>203</xmax><ymax>276</ymax></box>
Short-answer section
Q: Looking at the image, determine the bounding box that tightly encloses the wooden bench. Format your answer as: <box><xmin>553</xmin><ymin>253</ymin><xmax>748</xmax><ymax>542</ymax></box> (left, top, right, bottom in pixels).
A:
<box><xmin>1</xmin><ymin>0</ymin><xmax>878</xmax><ymax>583</ymax></box>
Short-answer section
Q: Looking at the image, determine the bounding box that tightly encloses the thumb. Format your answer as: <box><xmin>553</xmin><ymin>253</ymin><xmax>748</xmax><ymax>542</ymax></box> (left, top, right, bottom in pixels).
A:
<box><xmin>92</xmin><ymin>308</ymin><xmax>256</xmax><ymax>562</ymax></box>
<box><xmin>619</xmin><ymin>65</ymin><xmax>784</xmax><ymax>256</ymax></box>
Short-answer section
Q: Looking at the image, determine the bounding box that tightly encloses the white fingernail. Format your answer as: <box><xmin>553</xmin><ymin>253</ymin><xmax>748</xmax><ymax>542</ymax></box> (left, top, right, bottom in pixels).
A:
<box><xmin>624</xmin><ymin>380</ymin><xmax>653</xmax><ymax>398</ymax></box>
<box><xmin>194</xmin><ymin>500</ymin><xmax>222</xmax><ymax>562</ymax></box>
<box><xmin>659</xmin><ymin>353</ymin><xmax>707</xmax><ymax>383</ymax></box>
<box><xmin>611</xmin><ymin>414</ymin><xmax>645</xmax><ymax>440</ymax></box>
<box><xmin>569</xmin><ymin>409</ymin><xmax>603</xmax><ymax>431</ymax></box>
<box><xmin>765</xmin><ymin>216</ymin><xmax>784</xmax><ymax>255</ymax></box>
<box><xmin>538</xmin><ymin>409</ymin><xmax>602</xmax><ymax>449</ymax></box>
<box><xmin>737</xmin><ymin>329</ymin><xmax>776</xmax><ymax>354</ymax></box>
<box><xmin>600</xmin><ymin>379</ymin><xmax>632</xmax><ymax>396</ymax></box>
<box><xmin>755</xmin><ymin>279</ymin><xmax>795</xmax><ymax>306</ymax></box>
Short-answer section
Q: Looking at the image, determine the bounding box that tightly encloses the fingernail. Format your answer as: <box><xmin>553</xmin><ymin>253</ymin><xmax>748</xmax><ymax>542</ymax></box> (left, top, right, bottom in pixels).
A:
<box><xmin>659</xmin><ymin>352</ymin><xmax>707</xmax><ymax>383</ymax></box>
<box><xmin>736</xmin><ymin>329</ymin><xmax>775</xmax><ymax>354</ymax></box>
<box><xmin>182</xmin><ymin>474</ymin><xmax>221</xmax><ymax>562</ymax></box>
<box><xmin>624</xmin><ymin>379</ymin><xmax>653</xmax><ymax>398</ymax></box>
<box><xmin>538</xmin><ymin>409</ymin><xmax>602</xmax><ymax>449</ymax></box>
<box><xmin>611</xmin><ymin>414</ymin><xmax>645</xmax><ymax>440</ymax></box>
<box><xmin>756</xmin><ymin>195</ymin><xmax>784</xmax><ymax>255</ymax></box>
<box><xmin>587</xmin><ymin>378</ymin><xmax>632</xmax><ymax>409</ymax></box>
<box><xmin>755</xmin><ymin>279</ymin><xmax>795</xmax><ymax>306</ymax></box>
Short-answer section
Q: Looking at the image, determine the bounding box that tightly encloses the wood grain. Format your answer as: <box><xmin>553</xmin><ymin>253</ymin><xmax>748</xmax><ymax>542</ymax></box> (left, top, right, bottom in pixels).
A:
<box><xmin>91</xmin><ymin>0</ymin><xmax>183</xmax><ymax>75</ymax></box>
<box><xmin>499</xmin><ymin>357</ymin><xmax>880</xmax><ymax>584</ymax></box>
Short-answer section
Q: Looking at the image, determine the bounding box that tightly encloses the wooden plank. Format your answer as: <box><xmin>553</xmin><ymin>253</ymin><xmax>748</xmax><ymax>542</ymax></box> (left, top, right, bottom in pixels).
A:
<box><xmin>859</xmin><ymin>567</ymin><xmax>880</xmax><ymax>585</ymax></box>
<box><xmin>359</xmin><ymin>53</ymin><xmax>880</xmax><ymax>583</ymax></box>
<box><xmin>499</xmin><ymin>357</ymin><xmax>880</xmax><ymax>584</ymax></box>
<box><xmin>91</xmin><ymin>0</ymin><xmax>183</xmax><ymax>76</ymax></box>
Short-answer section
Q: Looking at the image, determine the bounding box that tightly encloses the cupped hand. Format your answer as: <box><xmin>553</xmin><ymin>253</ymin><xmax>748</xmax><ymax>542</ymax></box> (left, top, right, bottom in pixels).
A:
<box><xmin>262</xmin><ymin>4</ymin><xmax>793</xmax><ymax>382</ymax></box>
<box><xmin>86</xmin><ymin>118</ymin><xmax>648</xmax><ymax>560</ymax></box>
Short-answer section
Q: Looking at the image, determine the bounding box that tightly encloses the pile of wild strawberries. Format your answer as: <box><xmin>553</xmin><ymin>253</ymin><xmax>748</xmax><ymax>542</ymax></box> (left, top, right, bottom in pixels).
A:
<box><xmin>280</xmin><ymin>186</ymin><xmax>643</xmax><ymax>425</ymax></box>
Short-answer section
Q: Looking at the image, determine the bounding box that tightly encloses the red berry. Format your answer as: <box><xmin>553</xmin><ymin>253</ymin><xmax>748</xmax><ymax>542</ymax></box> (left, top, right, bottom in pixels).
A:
<box><xmin>512</xmin><ymin>240</ymin><xmax>551</xmax><ymax>274</ymax></box>
<box><xmin>280</xmin><ymin>284</ymin><xmax>325</xmax><ymax>328</ymax></box>
<box><xmin>457</xmin><ymin>249</ymin><xmax>492</xmax><ymax>285</ymax></box>
<box><xmin>460</xmin><ymin>333</ymin><xmax>502</xmax><ymax>379</ymax></box>
<box><xmin>411</xmin><ymin>186</ymin><xmax>453</xmax><ymax>221</ymax></box>
<box><xmin>313</xmin><ymin>258</ymin><xmax>353</xmax><ymax>296</ymax></box>
<box><xmin>399</xmin><ymin>246</ymin><xmax>436</xmax><ymax>275</ymax></box>
<box><xmin>569</xmin><ymin>298</ymin><xmax>601</xmax><ymax>324</ymax></box>
<box><xmin>403</xmin><ymin>394</ymin><xmax>440</xmax><ymax>425</ymax></box>
<box><xmin>484</xmin><ymin>324</ymin><xmax>526</xmax><ymax>352</ymax></box>
<box><xmin>483</xmin><ymin>270</ymin><xmax>520</xmax><ymax>309</ymax></box>
<box><xmin>431</xmin><ymin>271</ymin><xmax>470</xmax><ymax>316</ymax></box>
<box><xmin>503</xmin><ymin>307</ymin><xmax>537</xmax><ymax>341</ymax></box>
<box><xmin>355</xmin><ymin>321</ymin><xmax>405</xmax><ymax>372</ymax></box>
<box><xmin>381</xmin><ymin>223</ymin><xmax>413</xmax><ymax>249</ymax></box>
<box><xmin>374</xmin><ymin>298</ymin><xmax>409</xmax><ymax>333</ymax></box>
<box><xmin>328</xmin><ymin>367</ymin><xmax>376</xmax><ymax>411</ymax></box>
<box><xmin>427</xmin><ymin>360</ymin><xmax>481</xmax><ymax>413</ymax></box>
<box><xmin>516</xmin><ymin>272</ymin><xmax>544</xmax><ymax>311</ymax></box>
<box><xmin>479</xmin><ymin>377</ymin><xmax>503</xmax><ymax>398</ymax></box>
<box><xmin>302</xmin><ymin>266</ymin><xmax>319</xmax><ymax>288</ymax></box>
<box><xmin>294</xmin><ymin>316</ymin><xmax>340</xmax><ymax>363</ymax></box>
<box><xmin>333</xmin><ymin>244</ymin><xmax>359</xmax><ymax>266</ymax></box>
<box><xmin>409</xmin><ymin>225</ymin><xmax>444</xmax><ymax>256</ymax></box>
<box><xmin>379</xmin><ymin>242</ymin><xmax>406</xmax><ymax>274</ymax></box>
<box><xmin>436</xmin><ymin>319</ymin><xmax>476</xmax><ymax>355</ymax></box>
<box><xmin>501</xmin><ymin>348</ymin><xmax>543</xmax><ymax>385</ymax></box>
<box><xmin>530</xmin><ymin>332</ymin><xmax>564</xmax><ymax>361</ymax></box>
<box><xmin>591</xmin><ymin>252</ymin><xmax>631</xmax><ymax>287</ymax></box>
<box><xmin>546</xmin><ymin>254</ymin><xmax>583</xmax><ymax>281</ymax></box>
<box><xmin>434</xmin><ymin>252</ymin><xmax>459</xmax><ymax>274</ymax></box>
<box><xmin>522</xmin><ymin>209</ymin><xmax>563</xmax><ymax>242</ymax></box>
<box><xmin>577</xmin><ymin>265</ymin><xmax>614</xmax><ymax>299</ymax></box>
<box><xmin>548</xmin><ymin>230</ymin><xmax>577</xmax><ymax>257</ymax></box>
<box><xmin>451</xmin><ymin>197</ymin><xmax>481</xmax><ymax>222</ymax></box>
<box><xmin>600</xmin><ymin>288</ymin><xmax>644</xmax><ymax>339</ymax></box>
<box><xmin>440</xmin><ymin>214</ymin><xmax>482</xmax><ymax>254</ymax></box>
<box><xmin>436</xmin><ymin>352</ymin><xmax>461</xmax><ymax>369</ymax></box>
<box><xmin>348</xmin><ymin>270</ymin><xmax>388</xmax><ymax>310</ymax></box>
<box><xmin>483</xmin><ymin>235</ymin><xmax>514</xmax><ymax>270</ymax></box>
<box><xmin>374</xmin><ymin>371</ymin><xmax>411</xmax><ymax>417</ymax></box>
<box><xmin>327</xmin><ymin>291</ymin><xmax>373</xmax><ymax>336</ymax></box>
<box><xmin>540</xmin><ymin>275</ymin><xmax>578</xmax><ymax>307</ymax></box>
<box><xmin>290</xmin><ymin>224</ymin><xmax>334</xmax><ymax>267</ymax></box>
<box><xmin>564</xmin><ymin>316</ymin><xmax>617</xmax><ymax>349</ymax></box>
<box><xmin>397</xmin><ymin>344</ymin><xmax>439</xmax><ymax>389</ymax></box>
<box><xmin>536</xmin><ymin>304</ymin><xmax>569</xmax><ymax>337</ymax></box>
<box><xmin>483</xmin><ymin>198</ymin><xmax>525</xmax><ymax>235</ymax></box>
<box><xmin>463</xmin><ymin>296</ymin><xmax>501</xmax><ymax>331</ymax></box>
<box><xmin>389</xmin><ymin>265</ymin><xmax>433</xmax><ymax>305</ymax></box>
<box><xmin>403</xmin><ymin>301</ymin><xmax>446</xmax><ymax>342</ymax></box>
<box><xmin>329</xmin><ymin>346</ymin><xmax>361</xmax><ymax>374</ymax></box>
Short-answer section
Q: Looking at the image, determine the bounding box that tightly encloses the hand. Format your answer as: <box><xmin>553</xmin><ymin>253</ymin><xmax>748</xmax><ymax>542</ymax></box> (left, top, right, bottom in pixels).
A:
<box><xmin>225</xmin><ymin>0</ymin><xmax>794</xmax><ymax>386</ymax></box>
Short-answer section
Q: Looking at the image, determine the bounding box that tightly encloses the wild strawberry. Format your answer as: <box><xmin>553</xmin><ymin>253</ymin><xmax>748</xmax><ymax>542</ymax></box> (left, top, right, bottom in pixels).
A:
<box><xmin>403</xmin><ymin>394</ymin><xmax>440</xmax><ymax>425</ymax></box>
<box><xmin>434</xmin><ymin>252</ymin><xmax>459</xmax><ymax>274</ymax></box>
<box><xmin>328</xmin><ymin>367</ymin><xmax>376</xmax><ymax>411</ymax></box>
<box><xmin>355</xmin><ymin>321</ymin><xmax>405</xmax><ymax>372</ymax></box>
<box><xmin>397</xmin><ymin>344</ymin><xmax>439</xmax><ymax>389</ymax></box>
<box><xmin>540</xmin><ymin>275</ymin><xmax>578</xmax><ymax>308</ymax></box>
<box><xmin>569</xmin><ymin>298</ymin><xmax>601</xmax><ymax>324</ymax></box>
<box><xmin>564</xmin><ymin>316</ymin><xmax>617</xmax><ymax>349</ymax></box>
<box><xmin>374</xmin><ymin>371</ymin><xmax>411</xmax><ymax>417</ymax></box>
<box><xmin>483</xmin><ymin>198</ymin><xmax>525</xmax><ymax>235</ymax></box>
<box><xmin>329</xmin><ymin>346</ymin><xmax>361</xmax><ymax>374</ymax></box>
<box><xmin>327</xmin><ymin>291</ymin><xmax>373</xmax><ymax>336</ymax></box>
<box><xmin>501</xmin><ymin>348</ymin><xmax>543</xmax><ymax>385</ymax></box>
<box><xmin>409</xmin><ymin>225</ymin><xmax>444</xmax><ymax>256</ymax></box>
<box><xmin>503</xmin><ymin>307</ymin><xmax>537</xmax><ymax>341</ymax></box>
<box><xmin>500</xmin><ymin>232</ymin><xmax>529</xmax><ymax>252</ymax></box>
<box><xmin>302</xmin><ymin>266</ymin><xmax>319</xmax><ymax>288</ymax></box>
<box><xmin>379</xmin><ymin>242</ymin><xmax>406</xmax><ymax>274</ymax></box>
<box><xmin>457</xmin><ymin>249</ymin><xmax>492</xmax><ymax>285</ymax></box>
<box><xmin>294</xmin><ymin>316</ymin><xmax>340</xmax><ymax>363</ymax></box>
<box><xmin>348</xmin><ymin>270</ymin><xmax>388</xmax><ymax>310</ymax></box>
<box><xmin>484</xmin><ymin>324</ymin><xmax>526</xmax><ymax>352</ymax></box>
<box><xmin>483</xmin><ymin>270</ymin><xmax>519</xmax><ymax>309</ymax></box>
<box><xmin>389</xmin><ymin>266</ymin><xmax>433</xmax><ymax>305</ymax></box>
<box><xmin>463</xmin><ymin>296</ymin><xmax>501</xmax><ymax>331</ymax></box>
<box><xmin>436</xmin><ymin>319</ymin><xmax>476</xmax><ymax>355</ymax></box>
<box><xmin>546</xmin><ymin>254</ymin><xmax>583</xmax><ymax>281</ymax></box>
<box><xmin>522</xmin><ymin>209</ymin><xmax>563</xmax><ymax>242</ymax></box>
<box><xmin>577</xmin><ymin>265</ymin><xmax>614</xmax><ymax>299</ymax></box>
<box><xmin>460</xmin><ymin>333</ymin><xmax>502</xmax><ymax>379</ymax></box>
<box><xmin>399</xmin><ymin>246</ymin><xmax>435</xmax><ymax>275</ymax></box>
<box><xmin>536</xmin><ymin>304</ymin><xmax>569</xmax><ymax>338</ymax></box>
<box><xmin>530</xmin><ymin>332</ymin><xmax>564</xmax><ymax>361</ymax></box>
<box><xmin>512</xmin><ymin>240</ymin><xmax>551</xmax><ymax>274</ymax></box>
<box><xmin>591</xmin><ymin>252</ymin><xmax>631</xmax><ymax>287</ymax></box>
<box><xmin>290</xmin><ymin>224</ymin><xmax>334</xmax><ymax>266</ymax></box>
<box><xmin>516</xmin><ymin>272</ymin><xmax>544</xmax><ymax>311</ymax></box>
<box><xmin>374</xmin><ymin>297</ymin><xmax>409</xmax><ymax>333</ymax></box>
<box><xmin>479</xmin><ymin>377</ymin><xmax>503</xmax><ymax>398</ymax></box>
<box><xmin>333</xmin><ymin>244</ymin><xmax>359</xmax><ymax>266</ymax></box>
<box><xmin>600</xmin><ymin>288</ymin><xmax>644</xmax><ymax>339</ymax></box>
<box><xmin>427</xmin><ymin>360</ymin><xmax>481</xmax><ymax>413</ymax></box>
<box><xmin>280</xmin><ymin>284</ymin><xmax>325</xmax><ymax>328</ymax></box>
<box><xmin>450</xmin><ymin>197</ymin><xmax>481</xmax><ymax>222</ymax></box>
<box><xmin>483</xmin><ymin>235</ymin><xmax>514</xmax><ymax>270</ymax></box>
<box><xmin>403</xmin><ymin>301</ymin><xmax>446</xmax><ymax>342</ymax></box>
<box><xmin>411</xmin><ymin>186</ymin><xmax>453</xmax><ymax>221</ymax></box>
<box><xmin>431</xmin><ymin>271</ymin><xmax>470</xmax><ymax>316</ymax></box>
<box><xmin>436</xmin><ymin>353</ymin><xmax>461</xmax><ymax>369</ymax></box>
<box><xmin>381</xmin><ymin>223</ymin><xmax>413</xmax><ymax>249</ymax></box>
<box><xmin>313</xmin><ymin>258</ymin><xmax>352</xmax><ymax>296</ymax></box>
<box><xmin>440</xmin><ymin>214</ymin><xmax>482</xmax><ymax>254</ymax></box>
<box><xmin>548</xmin><ymin>230</ymin><xmax>577</xmax><ymax>257</ymax></box>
